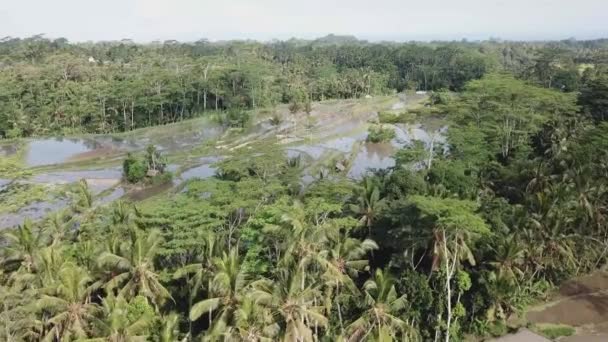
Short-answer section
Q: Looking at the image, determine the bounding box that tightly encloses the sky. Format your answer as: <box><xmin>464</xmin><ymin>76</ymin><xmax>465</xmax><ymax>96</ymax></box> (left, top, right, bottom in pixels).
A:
<box><xmin>1</xmin><ymin>0</ymin><xmax>607</xmax><ymax>42</ymax></box>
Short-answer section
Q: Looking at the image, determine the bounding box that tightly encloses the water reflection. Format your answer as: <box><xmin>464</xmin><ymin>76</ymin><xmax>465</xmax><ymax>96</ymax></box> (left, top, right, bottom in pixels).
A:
<box><xmin>97</xmin><ymin>187</ymin><xmax>126</xmax><ymax>205</ymax></box>
<box><xmin>0</xmin><ymin>199</ymin><xmax>69</xmax><ymax>230</ymax></box>
<box><xmin>348</xmin><ymin>143</ymin><xmax>396</xmax><ymax>179</ymax></box>
<box><xmin>0</xmin><ymin>144</ymin><xmax>17</xmax><ymax>157</ymax></box>
<box><xmin>31</xmin><ymin>168</ymin><xmax>123</xmax><ymax>194</ymax></box>
<box><xmin>25</xmin><ymin>138</ymin><xmax>102</xmax><ymax>166</ymax></box>
<box><xmin>180</xmin><ymin>164</ymin><xmax>216</xmax><ymax>181</ymax></box>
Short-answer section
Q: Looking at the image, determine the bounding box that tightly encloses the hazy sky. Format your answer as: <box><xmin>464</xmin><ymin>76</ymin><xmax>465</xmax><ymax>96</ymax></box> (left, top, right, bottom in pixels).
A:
<box><xmin>1</xmin><ymin>0</ymin><xmax>606</xmax><ymax>42</ymax></box>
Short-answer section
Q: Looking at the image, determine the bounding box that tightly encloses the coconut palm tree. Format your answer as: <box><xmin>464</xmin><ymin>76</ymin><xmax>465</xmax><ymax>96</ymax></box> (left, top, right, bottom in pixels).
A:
<box><xmin>159</xmin><ymin>313</ymin><xmax>186</xmax><ymax>342</ymax></box>
<box><xmin>0</xmin><ymin>283</ymin><xmax>42</xmax><ymax>342</ymax></box>
<box><xmin>318</xmin><ymin>233</ymin><xmax>378</xmax><ymax>335</ymax></box>
<box><xmin>46</xmin><ymin>211</ymin><xmax>69</xmax><ymax>246</ymax></box>
<box><xmin>488</xmin><ymin>235</ymin><xmax>525</xmax><ymax>283</ymax></box>
<box><xmin>2</xmin><ymin>218</ymin><xmax>45</xmax><ymax>273</ymax></box>
<box><xmin>347</xmin><ymin>269</ymin><xmax>417</xmax><ymax>342</ymax></box>
<box><xmin>225</xmin><ymin>297</ymin><xmax>279</xmax><ymax>341</ymax></box>
<box><xmin>86</xmin><ymin>294</ymin><xmax>155</xmax><ymax>342</ymax></box>
<box><xmin>174</xmin><ymin>231</ymin><xmax>224</xmax><ymax>335</ymax></box>
<box><xmin>349</xmin><ymin>177</ymin><xmax>386</xmax><ymax>233</ymax></box>
<box><xmin>97</xmin><ymin>228</ymin><xmax>171</xmax><ymax>308</ymax></box>
<box><xmin>73</xmin><ymin>179</ymin><xmax>94</xmax><ymax>213</ymax></box>
<box><xmin>37</xmin><ymin>264</ymin><xmax>99</xmax><ymax>341</ymax></box>
<box><xmin>251</xmin><ymin>268</ymin><xmax>327</xmax><ymax>342</ymax></box>
<box><xmin>189</xmin><ymin>250</ymin><xmax>249</xmax><ymax>338</ymax></box>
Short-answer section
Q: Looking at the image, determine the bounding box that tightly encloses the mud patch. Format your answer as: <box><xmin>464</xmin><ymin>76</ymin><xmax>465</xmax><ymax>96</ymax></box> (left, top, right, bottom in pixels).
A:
<box><xmin>97</xmin><ymin>187</ymin><xmax>126</xmax><ymax>205</ymax></box>
<box><xmin>527</xmin><ymin>272</ymin><xmax>608</xmax><ymax>340</ymax></box>
<box><xmin>126</xmin><ymin>182</ymin><xmax>174</xmax><ymax>201</ymax></box>
<box><xmin>30</xmin><ymin>168</ymin><xmax>122</xmax><ymax>194</ymax></box>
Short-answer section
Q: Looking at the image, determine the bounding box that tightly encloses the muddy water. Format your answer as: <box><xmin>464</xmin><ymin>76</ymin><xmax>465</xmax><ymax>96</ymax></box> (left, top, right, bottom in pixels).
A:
<box><xmin>126</xmin><ymin>181</ymin><xmax>175</xmax><ymax>201</ymax></box>
<box><xmin>348</xmin><ymin>143</ymin><xmax>396</xmax><ymax>179</ymax></box>
<box><xmin>0</xmin><ymin>199</ymin><xmax>69</xmax><ymax>229</ymax></box>
<box><xmin>0</xmin><ymin>179</ymin><xmax>10</xmax><ymax>191</ymax></box>
<box><xmin>155</xmin><ymin>126</ymin><xmax>224</xmax><ymax>152</ymax></box>
<box><xmin>394</xmin><ymin>124</ymin><xmax>447</xmax><ymax>147</ymax></box>
<box><xmin>180</xmin><ymin>165</ymin><xmax>216</xmax><ymax>181</ymax></box>
<box><xmin>97</xmin><ymin>187</ymin><xmax>126</xmax><ymax>205</ymax></box>
<box><xmin>289</xmin><ymin>145</ymin><xmax>327</xmax><ymax>160</ymax></box>
<box><xmin>0</xmin><ymin>144</ymin><xmax>18</xmax><ymax>157</ymax></box>
<box><xmin>24</xmin><ymin>138</ymin><xmax>104</xmax><ymax>166</ymax></box>
<box><xmin>31</xmin><ymin>168</ymin><xmax>122</xmax><ymax>190</ymax></box>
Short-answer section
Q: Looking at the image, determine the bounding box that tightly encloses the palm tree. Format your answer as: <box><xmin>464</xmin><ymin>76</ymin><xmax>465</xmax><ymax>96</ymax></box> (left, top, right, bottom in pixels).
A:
<box><xmin>189</xmin><ymin>250</ymin><xmax>248</xmax><ymax>338</ymax></box>
<box><xmin>73</xmin><ymin>179</ymin><xmax>93</xmax><ymax>213</ymax></box>
<box><xmin>347</xmin><ymin>269</ymin><xmax>417</xmax><ymax>342</ymax></box>
<box><xmin>318</xmin><ymin>233</ymin><xmax>378</xmax><ymax>335</ymax></box>
<box><xmin>174</xmin><ymin>232</ymin><xmax>224</xmax><ymax>335</ymax></box>
<box><xmin>2</xmin><ymin>218</ymin><xmax>45</xmax><ymax>272</ymax></box>
<box><xmin>98</xmin><ymin>228</ymin><xmax>171</xmax><ymax>308</ymax></box>
<box><xmin>37</xmin><ymin>264</ymin><xmax>99</xmax><ymax>341</ymax></box>
<box><xmin>226</xmin><ymin>297</ymin><xmax>278</xmax><ymax>341</ymax></box>
<box><xmin>47</xmin><ymin>211</ymin><xmax>69</xmax><ymax>246</ymax></box>
<box><xmin>251</xmin><ymin>268</ymin><xmax>327</xmax><ymax>342</ymax></box>
<box><xmin>87</xmin><ymin>294</ymin><xmax>155</xmax><ymax>342</ymax></box>
<box><xmin>111</xmin><ymin>200</ymin><xmax>134</xmax><ymax>227</ymax></box>
<box><xmin>0</xmin><ymin>283</ymin><xmax>42</xmax><ymax>342</ymax></box>
<box><xmin>488</xmin><ymin>235</ymin><xmax>525</xmax><ymax>283</ymax></box>
<box><xmin>280</xmin><ymin>201</ymin><xmax>328</xmax><ymax>291</ymax></box>
<box><xmin>160</xmin><ymin>313</ymin><xmax>185</xmax><ymax>342</ymax></box>
<box><xmin>349</xmin><ymin>177</ymin><xmax>386</xmax><ymax>233</ymax></box>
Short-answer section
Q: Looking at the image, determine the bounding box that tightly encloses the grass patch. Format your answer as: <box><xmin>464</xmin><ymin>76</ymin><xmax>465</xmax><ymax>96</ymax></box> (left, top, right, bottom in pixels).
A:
<box><xmin>367</xmin><ymin>124</ymin><xmax>396</xmax><ymax>143</ymax></box>
<box><xmin>0</xmin><ymin>141</ymin><xmax>31</xmax><ymax>178</ymax></box>
<box><xmin>0</xmin><ymin>183</ymin><xmax>57</xmax><ymax>214</ymax></box>
<box><xmin>378</xmin><ymin>111</ymin><xmax>417</xmax><ymax>124</ymax></box>
<box><xmin>533</xmin><ymin>323</ymin><xmax>575</xmax><ymax>339</ymax></box>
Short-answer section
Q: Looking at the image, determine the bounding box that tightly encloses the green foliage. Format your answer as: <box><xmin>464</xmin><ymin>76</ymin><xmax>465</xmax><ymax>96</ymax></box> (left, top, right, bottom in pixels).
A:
<box><xmin>429</xmin><ymin>90</ymin><xmax>452</xmax><ymax>105</ymax></box>
<box><xmin>122</xmin><ymin>145</ymin><xmax>169</xmax><ymax>184</ymax></box>
<box><xmin>366</xmin><ymin>124</ymin><xmax>396</xmax><ymax>143</ymax></box>
<box><xmin>447</xmin><ymin>73</ymin><xmax>578</xmax><ymax>160</ymax></box>
<box><xmin>535</xmin><ymin>324</ymin><xmax>575</xmax><ymax>339</ymax></box>
<box><xmin>3</xmin><ymin>43</ymin><xmax>608</xmax><ymax>342</ymax></box>
<box><xmin>579</xmin><ymin>73</ymin><xmax>608</xmax><ymax>122</ymax></box>
<box><xmin>408</xmin><ymin>195</ymin><xmax>490</xmax><ymax>234</ymax></box>
<box><xmin>0</xmin><ymin>183</ymin><xmax>52</xmax><ymax>214</ymax></box>
<box><xmin>378</xmin><ymin>111</ymin><xmax>416</xmax><ymax>124</ymax></box>
<box><xmin>123</xmin><ymin>153</ymin><xmax>147</xmax><ymax>183</ymax></box>
<box><xmin>217</xmin><ymin>108</ymin><xmax>251</xmax><ymax>128</ymax></box>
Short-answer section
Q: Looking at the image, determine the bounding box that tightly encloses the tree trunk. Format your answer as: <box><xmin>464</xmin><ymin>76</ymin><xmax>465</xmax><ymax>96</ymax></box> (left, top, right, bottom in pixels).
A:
<box><xmin>122</xmin><ymin>103</ymin><xmax>128</xmax><ymax>132</ymax></box>
<box><xmin>444</xmin><ymin>230</ymin><xmax>451</xmax><ymax>342</ymax></box>
<box><xmin>130</xmin><ymin>101</ymin><xmax>135</xmax><ymax>130</ymax></box>
<box><xmin>427</xmin><ymin>134</ymin><xmax>435</xmax><ymax>169</ymax></box>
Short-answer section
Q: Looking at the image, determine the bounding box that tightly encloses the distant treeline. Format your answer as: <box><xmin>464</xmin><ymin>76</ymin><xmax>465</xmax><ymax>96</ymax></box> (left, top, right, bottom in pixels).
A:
<box><xmin>0</xmin><ymin>35</ymin><xmax>607</xmax><ymax>137</ymax></box>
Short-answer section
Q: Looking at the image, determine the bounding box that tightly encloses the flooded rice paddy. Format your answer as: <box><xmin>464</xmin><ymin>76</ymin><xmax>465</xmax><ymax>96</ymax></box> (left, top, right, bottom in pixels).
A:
<box><xmin>0</xmin><ymin>95</ymin><xmax>444</xmax><ymax>229</ymax></box>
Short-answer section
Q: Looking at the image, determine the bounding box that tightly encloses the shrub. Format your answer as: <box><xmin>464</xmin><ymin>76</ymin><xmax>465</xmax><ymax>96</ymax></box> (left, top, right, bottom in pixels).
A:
<box><xmin>535</xmin><ymin>324</ymin><xmax>575</xmax><ymax>339</ymax></box>
<box><xmin>150</xmin><ymin>171</ymin><xmax>173</xmax><ymax>185</ymax></box>
<box><xmin>430</xmin><ymin>90</ymin><xmax>451</xmax><ymax>105</ymax></box>
<box><xmin>367</xmin><ymin>124</ymin><xmax>396</xmax><ymax>143</ymax></box>
<box><xmin>378</xmin><ymin>111</ymin><xmax>415</xmax><ymax>124</ymax></box>
<box><xmin>123</xmin><ymin>153</ymin><xmax>147</xmax><ymax>183</ymax></box>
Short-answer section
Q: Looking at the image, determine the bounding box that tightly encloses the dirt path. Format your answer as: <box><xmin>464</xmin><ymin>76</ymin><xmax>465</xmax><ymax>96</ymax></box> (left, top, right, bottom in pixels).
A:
<box><xmin>492</xmin><ymin>329</ymin><xmax>550</xmax><ymax>342</ymax></box>
<box><xmin>526</xmin><ymin>272</ymin><xmax>608</xmax><ymax>340</ymax></box>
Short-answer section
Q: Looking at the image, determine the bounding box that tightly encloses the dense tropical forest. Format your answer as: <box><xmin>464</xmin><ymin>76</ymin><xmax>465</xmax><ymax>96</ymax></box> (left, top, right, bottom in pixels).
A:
<box><xmin>1</xmin><ymin>35</ymin><xmax>607</xmax><ymax>138</ymax></box>
<box><xmin>2</xmin><ymin>34</ymin><xmax>608</xmax><ymax>341</ymax></box>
